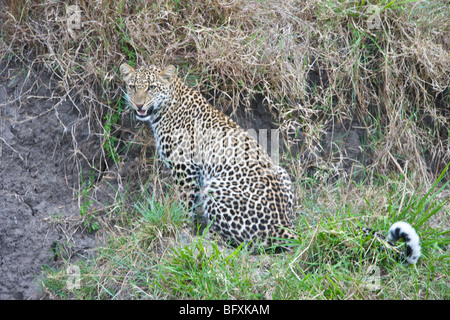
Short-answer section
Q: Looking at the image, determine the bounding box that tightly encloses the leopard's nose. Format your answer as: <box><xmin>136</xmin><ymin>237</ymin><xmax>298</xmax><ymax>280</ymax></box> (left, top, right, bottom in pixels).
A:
<box><xmin>136</xmin><ymin>103</ymin><xmax>144</xmax><ymax>109</ymax></box>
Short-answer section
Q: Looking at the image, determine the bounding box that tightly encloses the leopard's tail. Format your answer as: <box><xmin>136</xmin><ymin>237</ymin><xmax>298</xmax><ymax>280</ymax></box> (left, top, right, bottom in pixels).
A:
<box><xmin>361</xmin><ymin>221</ymin><xmax>421</xmax><ymax>265</ymax></box>
<box><xmin>387</xmin><ymin>221</ymin><xmax>421</xmax><ymax>265</ymax></box>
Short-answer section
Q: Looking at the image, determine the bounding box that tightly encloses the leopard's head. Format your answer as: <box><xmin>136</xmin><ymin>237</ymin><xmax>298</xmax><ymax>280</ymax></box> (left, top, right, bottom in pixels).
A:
<box><xmin>120</xmin><ymin>64</ymin><xmax>176</xmax><ymax>121</ymax></box>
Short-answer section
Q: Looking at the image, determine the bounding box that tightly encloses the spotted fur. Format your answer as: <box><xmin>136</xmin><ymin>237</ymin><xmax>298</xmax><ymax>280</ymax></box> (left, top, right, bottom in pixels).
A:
<box><xmin>120</xmin><ymin>63</ymin><xmax>296</xmax><ymax>249</ymax></box>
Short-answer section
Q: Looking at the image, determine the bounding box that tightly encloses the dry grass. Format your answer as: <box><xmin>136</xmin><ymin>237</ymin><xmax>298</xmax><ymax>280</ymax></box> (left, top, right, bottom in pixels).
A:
<box><xmin>1</xmin><ymin>0</ymin><xmax>448</xmax><ymax>184</ymax></box>
<box><xmin>1</xmin><ymin>0</ymin><xmax>449</xmax><ymax>300</ymax></box>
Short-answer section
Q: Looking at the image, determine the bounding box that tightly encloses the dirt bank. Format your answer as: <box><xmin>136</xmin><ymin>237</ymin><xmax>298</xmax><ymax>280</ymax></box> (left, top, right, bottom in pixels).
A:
<box><xmin>0</xmin><ymin>62</ymin><xmax>98</xmax><ymax>299</ymax></box>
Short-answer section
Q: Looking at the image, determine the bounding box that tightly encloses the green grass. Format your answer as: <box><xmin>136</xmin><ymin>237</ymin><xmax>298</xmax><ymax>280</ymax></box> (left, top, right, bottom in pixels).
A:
<box><xmin>40</xmin><ymin>164</ymin><xmax>449</xmax><ymax>299</ymax></box>
<box><xmin>103</xmin><ymin>98</ymin><xmax>125</xmax><ymax>164</ymax></box>
<box><xmin>78</xmin><ymin>170</ymin><xmax>98</xmax><ymax>232</ymax></box>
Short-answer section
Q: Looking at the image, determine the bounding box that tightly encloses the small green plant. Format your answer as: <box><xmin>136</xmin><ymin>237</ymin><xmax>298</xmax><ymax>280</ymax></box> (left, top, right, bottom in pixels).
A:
<box><xmin>134</xmin><ymin>193</ymin><xmax>188</xmax><ymax>240</ymax></box>
<box><xmin>103</xmin><ymin>98</ymin><xmax>125</xmax><ymax>164</ymax></box>
<box><xmin>41</xmin><ymin>265</ymin><xmax>71</xmax><ymax>299</ymax></box>
<box><xmin>78</xmin><ymin>170</ymin><xmax>98</xmax><ymax>232</ymax></box>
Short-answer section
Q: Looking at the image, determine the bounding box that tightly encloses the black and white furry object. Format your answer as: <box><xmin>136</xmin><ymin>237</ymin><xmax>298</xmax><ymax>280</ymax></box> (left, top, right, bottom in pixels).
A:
<box><xmin>387</xmin><ymin>221</ymin><xmax>421</xmax><ymax>264</ymax></box>
<box><xmin>361</xmin><ymin>221</ymin><xmax>421</xmax><ymax>265</ymax></box>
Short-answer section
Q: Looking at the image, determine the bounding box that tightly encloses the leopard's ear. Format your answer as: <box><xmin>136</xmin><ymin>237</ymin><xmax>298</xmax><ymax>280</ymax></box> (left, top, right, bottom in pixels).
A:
<box><xmin>120</xmin><ymin>63</ymin><xmax>135</xmax><ymax>83</ymax></box>
<box><xmin>159</xmin><ymin>65</ymin><xmax>177</xmax><ymax>83</ymax></box>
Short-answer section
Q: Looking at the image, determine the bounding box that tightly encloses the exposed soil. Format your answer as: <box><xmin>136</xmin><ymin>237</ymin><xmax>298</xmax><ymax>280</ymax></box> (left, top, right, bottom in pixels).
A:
<box><xmin>0</xmin><ymin>62</ymin><xmax>99</xmax><ymax>299</ymax></box>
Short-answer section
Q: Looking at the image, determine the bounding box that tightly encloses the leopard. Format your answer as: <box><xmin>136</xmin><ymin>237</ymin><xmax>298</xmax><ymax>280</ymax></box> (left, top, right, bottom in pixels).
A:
<box><xmin>119</xmin><ymin>63</ymin><xmax>421</xmax><ymax>262</ymax></box>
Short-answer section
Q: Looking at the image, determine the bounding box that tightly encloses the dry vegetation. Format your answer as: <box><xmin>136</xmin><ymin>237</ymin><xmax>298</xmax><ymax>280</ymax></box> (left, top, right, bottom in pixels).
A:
<box><xmin>1</xmin><ymin>0</ymin><xmax>449</xmax><ymax>300</ymax></box>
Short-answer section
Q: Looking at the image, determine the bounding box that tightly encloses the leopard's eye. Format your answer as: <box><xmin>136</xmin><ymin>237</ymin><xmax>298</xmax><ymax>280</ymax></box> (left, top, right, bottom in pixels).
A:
<box><xmin>147</xmin><ymin>85</ymin><xmax>156</xmax><ymax>91</ymax></box>
<box><xmin>129</xmin><ymin>84</ymin><xmax>136</xmax><ymax>90</ymax></box>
